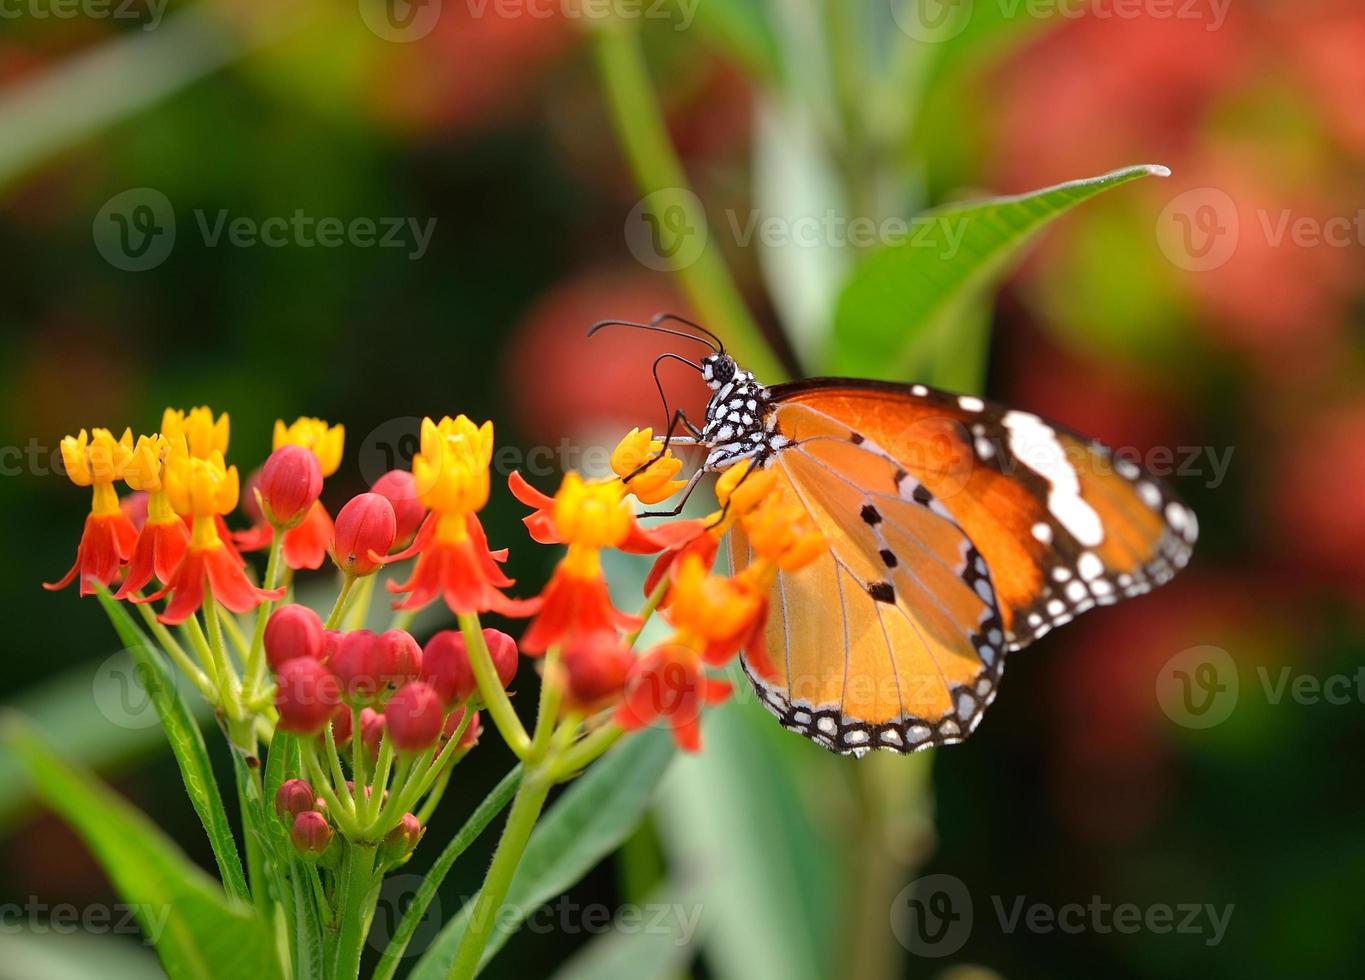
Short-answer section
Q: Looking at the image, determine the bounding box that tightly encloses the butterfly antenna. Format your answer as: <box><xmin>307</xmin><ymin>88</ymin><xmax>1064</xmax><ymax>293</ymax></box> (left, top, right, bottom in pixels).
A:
<box><xmin>586</xmin><ymin>316</ymin><xmax>723</xmax><ymax>353</ymax></box>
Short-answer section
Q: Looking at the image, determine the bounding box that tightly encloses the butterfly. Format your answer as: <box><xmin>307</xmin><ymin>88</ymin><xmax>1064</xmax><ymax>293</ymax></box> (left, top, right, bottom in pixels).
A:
<box><xmin>591</xmin><ymin>315</ymin><xmax>1198</xmax><ymax>756</ymax></box>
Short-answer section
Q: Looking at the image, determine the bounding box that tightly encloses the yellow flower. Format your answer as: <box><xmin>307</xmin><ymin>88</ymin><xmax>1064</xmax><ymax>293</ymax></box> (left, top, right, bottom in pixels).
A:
<box><xmin>412</xmin><ymin>415</ymin><xmax>493</xmax><ymax>515</ymax></box>
<box><xmin>164</xmin><ymin>446</ymin><xmax>239</xmax><ymax>522</ymax></box>
<box><xmin>610</xmin><ymin>427</ymin><xmax>687</xmax><ymax>505</ymax></box>
<box><xmin>668</xmin><ymin>554</ymin><xmax>761</xmax><ymax>646</ymax></box>
<box><xmin>274</xmin><ymin>416</ymin><xmax>344</xmax><ymax>477</ymax></box>
<box><xmin>552</xmin><ymin>472</ymin><xmax>631</xmax><ymax>558</ymax></box>
<box><xmin>161</xmin><ymin>407</ymin><xmax>229</xmax><ymax>459</ymax></box>
<box><xmin>60</xmin><ymin>428</ymin><xmax>133</xmax><ymax>493</ymax></box>
<box><xmin>742</xmin><ymin>497</ymin><xmax>825</xmax><ymax>571</ymax></box>
<box><xmin>120</xmin><ymin>433</ymin><xmax>169</xmax><ymax>494</ymax></box>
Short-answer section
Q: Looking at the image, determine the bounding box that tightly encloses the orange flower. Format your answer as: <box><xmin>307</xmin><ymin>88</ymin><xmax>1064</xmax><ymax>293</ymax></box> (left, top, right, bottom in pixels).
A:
<box><xmin>114</xmin><ymin>434</ymin><xmax>190</xmax><ymax>599</ymax></box>
<box><xmin>510</xmin><ymin>473</ymin><xmax>641</xmax><ymax>654</ymax></box>
<box><xmin>386</xmin><ymin>417</ymin><xmax>518</xmax><ymax>616</ymax></box>
<box><xmin>140</xmin><ymin>445</ymin><xmax>283</xmax><ymax>624</ymax></box>
<box><xmin>44</xmin><ymin>428</ymin><xmax>138</xmax><ymax>596</ymax></box>
<box><xmin>610</xmin><ymin>427</ymin><xmax>688</xmax><ymax>505</ymax></box>
<box><xmin>616</xmin><ymin>641</ymin><xmax>731</xmax><ymax>753</ymax></box>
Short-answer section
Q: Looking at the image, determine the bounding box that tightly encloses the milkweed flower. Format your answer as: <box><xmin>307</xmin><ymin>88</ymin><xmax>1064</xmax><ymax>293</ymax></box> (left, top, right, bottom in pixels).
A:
<box><xmin>237</xmin><ymin>417</ymin><xmax>345</xmax><ymax>570</ymax></box>
<box><xmin>385</xmin><ymin>416</ymin><xmax>518</xmax><ymax>616</ymax></box>
<box><xmin>510</xmin><ymin>472</ymin><xmax>642</xmax><ymax>654</ymax></box>
<box><xmin>161</xmin><ymin>406</ymin><xmax>243</xmax><ymax>562</ymax></box>
<box><xmin>610</xmin><ymin>427</ymin><xmax>688</xmax><ymax>505</ymax></box>
<box><xmin>44</xmin><ymin>428</ymin><xmax>138</xmax><ymax>596</ymax></box>
<box><xmin>141</xmin><ymin>446</ymin><xmax>284</xmax><ymax>624</ymax></box>
<box><xmin>114</xmin><ymin>434</ymin><xmax>191</xmax><ymax>599</ymax></box>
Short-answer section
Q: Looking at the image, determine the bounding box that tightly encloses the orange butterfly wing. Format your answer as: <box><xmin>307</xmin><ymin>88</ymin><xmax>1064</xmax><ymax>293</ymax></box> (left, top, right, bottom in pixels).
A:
<box><xmin>766</xmin><ymin>379</ymin><xmax>1198</xmax><ymax>650</ymax></box>
<box><xmin>727</xmin><ymin>402</ymin><xmax>1004</xmax><ymax>755</ymax></box>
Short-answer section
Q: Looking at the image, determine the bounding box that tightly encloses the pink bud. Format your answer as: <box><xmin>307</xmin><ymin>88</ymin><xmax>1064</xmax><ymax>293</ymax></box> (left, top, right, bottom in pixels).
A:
<box><xmin>381</xmin><ymin>812</ymin><xmax>423</xmax><ymax>864</ymax></box>
<box><xmin>561</xmin><ymin>632</ymin><xmax>633</xmax><ymax>710</ymax></box>
<box><xmin>377</xmin><ymin>629</ymin><xmax>422</xmax><ymax>689</ymax></box>
<box><xmin>420</xmin><ymin>629</ymin><xmax>518</xmax><ymax>708</ymax></box>
<box><xmin>260</xmin><ymin>446</ymin><xmax>323</xmax><ymax>528</ymax></box>
<box><xmin>484</xmin><ymin>629</ymin><xmax>520</xmax><ymax>689</ymax></box>
<box><xmin>275</xmin><ymin>658</ymin><xmax>342</xmax><ymax>734</ymax></box>
<box><xmin>274</xmin><ymin>778</ymin><xmax>317</xmax><ymax>821</ymax></box>
<box><xmin>329</xmin><ymin>706</ymin><xmax>352</xmax><ymax>745</ymax></box>
<box><xmin>330</xmin><ymin>630</ymin><xmax>384</xmax><ymax>703</ymax></box>
<box><xmin>442</xmin><ymin>707</ymin><xmax>481</xmax><ymax>748</ymax></box>
<box><xmin>371</xmin><ymin>470</ymin><xmax>426</xmax><ymax>547</ymax></box>
<box><xmin>290</xmin><ymin>810</ymin><xmax>332</xmax><ymax>857</ymax></box>
<box><xmin>385</xmin><ymin>682</ymin><xmax>446</xmax><ymax>752</ymax></box>
<box><xmin>360</xmin><ymin>707</ymin><xmax>386</xmax><ymax>762</ymax></box>
<box><xmin>331</xmin><ymin>492</ymin><xmax>396</xmax><ymax>577</ymax></box>
<box><xmin>264</xmin><ymin>604</ymin><xmax>325</xmax><ymax>671</ymax></box>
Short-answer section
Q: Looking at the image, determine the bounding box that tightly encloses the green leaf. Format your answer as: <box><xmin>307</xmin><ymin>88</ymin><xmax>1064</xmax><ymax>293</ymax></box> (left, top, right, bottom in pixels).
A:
<box><xmin>1</xmin><ymin>715</ymin><xmax>285</xmax><ymax>980</ymax></box>
<box><xmin>549</xmin><ymin>881</ymin><xmax>701</xmax><ymax>980</ymax></box>
<box><xmin>828</xmin><ymin>164</ymin><xmax>1170</xmax><ymax>379</ymax></box>
<box><xmin>94</xmin><ymin>588</ymin><xmax>250</xmax><ymax>903</ymax></box>
<box><xmin>0</xmin><ymin>929</ymin><xmax>163</xmax><ymax>980</ymax></box>
<box><xmin>411</xmin><ymin>730</ymin><xmax>676</xmax><ymax>979</ymax></box>
<box><xmin>372</xmin><ymin>765</ymin><xmax>522</xmax><ymax>980</ymax></box>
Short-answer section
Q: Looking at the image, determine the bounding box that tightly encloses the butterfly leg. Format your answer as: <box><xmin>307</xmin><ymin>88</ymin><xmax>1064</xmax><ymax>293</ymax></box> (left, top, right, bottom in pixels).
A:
<box><xmin>623</xmin><ymin>403</ymin><xmax>702</xmax><ymax>485</ymax></box>
<box><xmin>636</xmin><ymin>466</ymin><xmax>707</xmax><ymax>519</ymax></box>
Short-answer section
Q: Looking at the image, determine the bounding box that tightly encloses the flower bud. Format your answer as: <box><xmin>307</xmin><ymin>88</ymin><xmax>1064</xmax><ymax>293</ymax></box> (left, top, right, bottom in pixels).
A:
<box><xmin>561</xmin><ymin>632</ymin><xmax>633</xmax><ymax>710</ymax></box>
<box><xmin>380</xmin><ymin>812</ymin><xmax>423</xmax><ymax>865</ymax></box>
<box><xmin>329</xmin><ymin>706</ymin><xmax>352</xmax><ymax>745</ymax></box>
<box><xmin>331</xmin><ymin>492</ymin><xmax>396</xmax><ymax>577</ymax></box>
<box><xmin>264</xmin><ymin>604</ymin><xmax>325</xmax><ymax>671</ymax></box>
<box><xmin>290</xmin><ymin>810</ymin><xmax>332</xmax><ymax>857</ymax></box>
<box><xmin>275</xmin><ymin>657</ymin><xmax>342</xmax><ymax>734</ymax></box>
<box><xmin>384</xmin><ymin>682</ymin><xmax>446</xmax><ymax>752</ymax></box>
<box><xmin>360</xmin><ymin>707</ymin><xmax>386</xmax><ymax>762</ymax></box>
<box><xmin>330</xmin><ymin>630</ymin><xmax>384</xmax><ymax>704</ymax></box>
<box><xmin>259</xmin><ymin>445</ymin><xmax>323</xmax><ymax>529</ymax></box>
<box><xmin>274</xmin><ymin>778</ymin><xmax>317</xmax><ymax>822</ymax></box>
<box><xmin>240</xmin><ymin>468</ymin><xmax>265</xmax><ymax>526</ymax></box>
<box><xmin>372</xmin><ymin>470</ymin><xmax>425</xmax><ymax>547</ymax></box>
<box><xmin>442</xmin><ymin>707</ymin><xmax>481</xmax><ymax>748</ymax></box>
<box><xmin>321</xmin><ymin>628</ymin><xmax>342</xmax><ymax>663</ymax></box>
<box><xmin>121</xmin><ymin>491</ymin><xmax>149</xmax><ymax>533</ymax></box>
<box><xmin>420</xmin><ymin>629</ymin><xmax>518</xmax><ymax>708</ymax></box>
<box><xmin>376</xmin><ymin>629</ymin><xmax>422</xmax><ymax>689</ymax></box>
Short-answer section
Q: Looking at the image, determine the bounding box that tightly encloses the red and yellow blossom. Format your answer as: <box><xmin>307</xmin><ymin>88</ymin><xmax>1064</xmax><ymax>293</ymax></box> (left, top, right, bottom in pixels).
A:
<box><xmin>114</xmin><ymin>433</ymin><xmax>190</xmax><ymax>599</ymax></box>
<box><xmin>44</xmin><ymin>428</ymin><xmax>138</xmax><ymax>596</ymax></box>
<box><xmin>142</xmin><ymin>446</ymin><xmax>283</xmax><ymax>624</ymax></box>
<box><xmin>610</xmin><ymin>427</ymin><xmax>688</xmax><ymax>505</ymax></box>
<box><xmin>161</xmin><ymin>406</ymin><xmax>230</xmax><ymax>459</ymax></box>
<box><xmin>386</xmin><ymin>416</ymin><xmax>518</xmax><ymax>615</ymax></box>
<box><xmin>238</xmin><ymin>417</ymin><xmax>346</xmax><ymax>569</ymax></box>
<box><xmin>511</xmin><ymin>472</ymin><xmax>642</xmax><ymax>654</ymax></box>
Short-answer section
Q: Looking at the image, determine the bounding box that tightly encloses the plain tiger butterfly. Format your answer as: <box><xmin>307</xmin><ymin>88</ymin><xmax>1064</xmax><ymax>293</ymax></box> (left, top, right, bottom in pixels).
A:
<box><xmin>592</xmin><ymin>315</ymin><xmax>1198</xmax><ymax>756</ymax></box>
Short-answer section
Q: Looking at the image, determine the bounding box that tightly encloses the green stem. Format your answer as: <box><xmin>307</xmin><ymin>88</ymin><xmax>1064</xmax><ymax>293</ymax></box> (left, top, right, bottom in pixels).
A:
<box><xmin>324</xmin><ymin>573</ymin><xmax>359</xmax><ymax>630</ymax></box>
<box><xmin>624</xmin><ymin>575</ymin><xmax>670</xmax><ymax>649</ymax></box>
<box><xmin>529</xmin><ymin>646</ymin><xmax>562</xmax><ymax>760</ymax></box>
<box><xmin>590</xmin><ymin>19</ymin><xmax>785</xmax><ymax>383</ymax></box>
<box><xmin>323</xmin><ymin>722</ymin><xmax>357</xmax><ymax>817</ymax></box>
<box><xmin>445</xmin><ymin>769</ymin><xmax>554</xmax><ymax>980</ymax></box>
<box><xmin>550</xmin><ymin>722</ymin><xmax>625</xmax><ymax>782</ymax></box>
<box><xmin>344</xmin><ymin>571</ymin><xmax>377</xmax><ymax>631</ymax></box>
<box><xmin>134</xmin><ymin>600</ymin><xmax>214</xmax><ymax>699</ymax></box>
<box><xmin>244</xmin><ymin>529</ymin><xmax>286</xmax><ymax>697</ymax></box>
<box><xmin>331</xmin><ymin>841</ymin><xmax>379</xmax><ymax>980</ymax></box>
<box><xmin>457</xmin><ymin>613</ymin><xmax>531</xmax><ymax>758</ymax></box>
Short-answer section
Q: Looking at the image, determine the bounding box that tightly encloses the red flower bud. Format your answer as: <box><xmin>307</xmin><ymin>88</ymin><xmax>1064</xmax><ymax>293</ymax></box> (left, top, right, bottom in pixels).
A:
<box><xmin>290</xmin><ymin>810</ymin><xmax>332</xmax><ymax>857</ymax></box>
<box><xmin>264</xmin><ymin>604</ymin><xmax>325</xmax><ymax>671</ymax></box>
<box><xmin>274</xmin><ymin>778</ymin><xmax>317</xmax><ymax>821</ymax></box>
<box><xmin>420</xmin><ymin>629</ymin><xmax>518</xmax><ymax>708</ymax></box>
<box><xmin>260</xmin><ymin>445</ymin><xmax>323</xmax><ymax>529</ymax></box>
<box><xmin>241</xmin><ymin>468</ymin><xmax>265</xmax><ymax>526</ymax></box>
<box><xmin>360</xmin><ymin>707</ymin><xmax>386</xmax><ymax>761</ymax></box>
<box><xmin>121</xmin><ymin>492</ymin><xmax>149</xmax><ymax>533</ymax></box>
<box><xmin>372</xmin><ymin>470</ymin><xmax>426</xmax><ymax>547</ymax></box>
<box><xmin>377</xmin><ymin>629</ymin><xmax>422</xmax><ymax>689</ymax></box>
<box><xmin>561</xmin><ymin>632</ymin><xmax>634</xmax><ymax>710</ymax></box>
<box><xmin>442</xmin><ymin>707</ymin><xmax>481</xmax><ymax>748</ymax></box>
<box><xmin>385</xmin><ymin>682</ymin><xmax>446</xmax><ymax>752</ymax></box>
<box><xmin>331</xmin><ymin>492</ymin><xmax>396</xmax><ymax>577</ymax></box>
<box><xmin>321</xmin><ymin>628</ymin><xmax>342</xmax><ymax>663</ymax></box>
<box><xmin>275</xmin><ymin>657</ymin><xmax>342</xmax><ymax>734</ymax></box>
<box><xmin>381</xmin><ymin>812</ymin><xmax>423</xmax><ymax>864</ymax></box>
<box><xmin>330</xmin><ymin>630</ymin><xmax>384</xmax><ymax>704</ymax></box>
<box><xmin>330</xmin><ymin>706</ymin><xmax>352</xmax><ymax>745</ymax></box>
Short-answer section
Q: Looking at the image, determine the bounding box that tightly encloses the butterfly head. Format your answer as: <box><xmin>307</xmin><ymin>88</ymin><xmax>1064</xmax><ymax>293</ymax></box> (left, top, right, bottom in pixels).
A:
<box><xmin>700</xmin><ymin>353</ymin><xmax>739</xmax><ymax>389</ymax></box>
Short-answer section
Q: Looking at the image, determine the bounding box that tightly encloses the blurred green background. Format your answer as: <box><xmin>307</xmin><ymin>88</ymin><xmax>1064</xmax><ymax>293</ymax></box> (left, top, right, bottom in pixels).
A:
<box><xmin>2</xmin><ymin>1</ymin><xmax>1364</xmax><ymax>978</ymax></box>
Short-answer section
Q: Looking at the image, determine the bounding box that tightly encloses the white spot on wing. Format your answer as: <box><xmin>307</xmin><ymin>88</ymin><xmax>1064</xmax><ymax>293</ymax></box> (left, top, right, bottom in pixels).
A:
<box><xmin>1004</xmin><ymin>411</ymin><xmax>1105</xmax><ymax>547</ymax></box>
